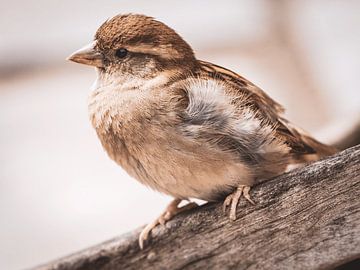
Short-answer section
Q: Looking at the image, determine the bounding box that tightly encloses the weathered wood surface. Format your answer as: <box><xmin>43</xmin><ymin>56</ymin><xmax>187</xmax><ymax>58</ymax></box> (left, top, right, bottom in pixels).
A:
<box><xmin>36</xmin><ymin>145</ymin><xmax>360</xmax><ymax>270</ymax></box>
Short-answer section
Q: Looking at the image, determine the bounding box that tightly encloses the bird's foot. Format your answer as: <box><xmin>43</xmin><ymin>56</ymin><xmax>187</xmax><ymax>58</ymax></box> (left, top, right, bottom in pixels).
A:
<box><xmin>223</xmin><ymin>185</ymin><xmax>255</xmax><ymax>220</ymax></box>
<box><xmin>139</xmin><ymin>198</ymin><xmax>198</xmax><ymax>249</ymax></box>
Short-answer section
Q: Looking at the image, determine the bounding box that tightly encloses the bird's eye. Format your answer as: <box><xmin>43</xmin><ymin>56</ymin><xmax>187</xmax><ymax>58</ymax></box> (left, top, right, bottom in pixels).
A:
<box><xmin>115</xmin><ymin>48</ymin><xmax>128</xmax><ymax>58</ymax></box>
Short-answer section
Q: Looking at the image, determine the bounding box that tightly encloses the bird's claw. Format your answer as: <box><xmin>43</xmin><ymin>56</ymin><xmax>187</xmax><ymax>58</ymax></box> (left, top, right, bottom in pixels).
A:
<box><xmin>139</xmin><ymin>199</ymin><xmax>198</xmax><ymax>249</ymax></box>
<box><xmin>223</xmin><ymin>185</ymin><xmax>255</xmax><ymax>220</ymax></box>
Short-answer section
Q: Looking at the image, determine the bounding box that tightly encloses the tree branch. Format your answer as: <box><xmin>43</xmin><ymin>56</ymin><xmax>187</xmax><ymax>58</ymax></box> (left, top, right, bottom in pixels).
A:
<box><xmin>35</xmin><ymin>145</ymin><xmax>360</xmax><ymax>270</ymax></box>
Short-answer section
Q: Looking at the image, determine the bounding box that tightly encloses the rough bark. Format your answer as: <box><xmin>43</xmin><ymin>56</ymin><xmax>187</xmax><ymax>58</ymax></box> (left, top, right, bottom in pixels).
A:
<box><xmin>35</xmin><ymin>145</ymin><xmax>360</xmax><ymax>270</ymax></box>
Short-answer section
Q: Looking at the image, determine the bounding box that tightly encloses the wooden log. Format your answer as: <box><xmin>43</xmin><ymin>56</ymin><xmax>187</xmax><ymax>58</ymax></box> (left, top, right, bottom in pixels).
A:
<box><xmin>35</xmin><ymin>145</ymin><xmax>360</xmax><ymax>270</ymax></box>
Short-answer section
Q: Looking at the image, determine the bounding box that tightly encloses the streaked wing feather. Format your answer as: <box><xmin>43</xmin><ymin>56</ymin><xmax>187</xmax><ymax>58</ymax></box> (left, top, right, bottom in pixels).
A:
<box><xmin>198</xmin><ymin>60</ymin><xmax>317</xmax><ymax>155</ymax></box>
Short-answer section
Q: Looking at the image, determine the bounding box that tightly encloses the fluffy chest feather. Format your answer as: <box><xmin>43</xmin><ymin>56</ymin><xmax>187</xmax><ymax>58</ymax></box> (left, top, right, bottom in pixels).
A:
<box><xmin>87</xmin><ymin>77</ymin><xmax>289</xmax><ymax>201</ymax></box>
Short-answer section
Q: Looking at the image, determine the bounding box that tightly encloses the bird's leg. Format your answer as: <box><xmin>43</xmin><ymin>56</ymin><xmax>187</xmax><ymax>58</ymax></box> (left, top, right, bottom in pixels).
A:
<box><xmin>139</xmin><ymin>198</ymin><xmax>198</xmax><ymax>249</ymax></box>
<box><xmin>223</xmin><ymin>185</ymin><xmax>255</xmax><ymax>220</ymax></box>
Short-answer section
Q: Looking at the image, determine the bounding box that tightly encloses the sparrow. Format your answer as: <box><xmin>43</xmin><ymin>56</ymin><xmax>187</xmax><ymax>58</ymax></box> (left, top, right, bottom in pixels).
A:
<box><xmin>67</xmin><ymin>14</ymin><xmax>337</xmax><ymax>249</ymax></box>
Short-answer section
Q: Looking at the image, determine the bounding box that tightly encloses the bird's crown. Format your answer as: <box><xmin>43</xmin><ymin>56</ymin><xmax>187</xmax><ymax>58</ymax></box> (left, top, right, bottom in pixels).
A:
<box><xmin>95</xmin><ymin>14</ymin><xmax>194</xmax><ymax>60</ymax></box>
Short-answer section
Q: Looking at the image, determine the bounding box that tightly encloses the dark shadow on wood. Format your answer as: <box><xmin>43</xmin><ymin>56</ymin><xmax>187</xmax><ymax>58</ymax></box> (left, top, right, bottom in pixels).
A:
<box><xmin>334</xmin><ymin>259</ymin><xmax>360</xmax><ymax>270</ymax></box>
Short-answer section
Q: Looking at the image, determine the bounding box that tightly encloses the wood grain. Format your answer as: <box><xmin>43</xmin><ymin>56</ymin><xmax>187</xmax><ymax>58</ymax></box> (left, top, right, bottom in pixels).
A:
<box><xmin>35</xmin><ymin>145</ymin><xmax>360</xmax><ymax>270</ymax></box>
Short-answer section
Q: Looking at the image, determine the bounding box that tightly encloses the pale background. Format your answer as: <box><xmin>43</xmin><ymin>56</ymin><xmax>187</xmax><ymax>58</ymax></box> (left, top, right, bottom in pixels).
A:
<box><xmin>1</xmin><ymin>1</ymin><xmax>359</xmax><ymax>269</ymax></box>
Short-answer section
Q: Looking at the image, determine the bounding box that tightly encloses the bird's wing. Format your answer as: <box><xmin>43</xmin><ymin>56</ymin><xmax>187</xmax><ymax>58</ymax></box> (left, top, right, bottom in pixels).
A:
<box><xmin>176</xmin><ymin>60</ymin><xmax>335</xmax><ymax>159</ymax></box>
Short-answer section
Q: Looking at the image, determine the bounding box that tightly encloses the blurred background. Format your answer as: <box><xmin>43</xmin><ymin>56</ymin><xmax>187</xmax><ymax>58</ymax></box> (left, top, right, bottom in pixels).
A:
<box><xmin>1</xmin><ymin>1</ymin><xmax>359</xmax><ymax>269</ymax></box>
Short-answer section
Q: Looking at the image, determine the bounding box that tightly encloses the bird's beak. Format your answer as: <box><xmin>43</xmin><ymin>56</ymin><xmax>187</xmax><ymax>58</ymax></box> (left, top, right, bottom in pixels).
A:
<box><xmin>67</xmin><ymin>41</ymin><xmax>104</xmax><ymax>68</ymax></box>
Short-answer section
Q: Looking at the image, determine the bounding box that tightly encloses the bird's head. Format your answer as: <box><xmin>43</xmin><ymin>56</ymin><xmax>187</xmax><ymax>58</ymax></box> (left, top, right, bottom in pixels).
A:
<box><xmin>68</xmin><ymin>14</ymin><xmax>197</xmax><ymax>86</ymax></box>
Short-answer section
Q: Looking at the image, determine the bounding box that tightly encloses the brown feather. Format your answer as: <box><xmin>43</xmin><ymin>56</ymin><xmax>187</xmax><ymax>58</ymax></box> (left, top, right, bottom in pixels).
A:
<box><xmin>197</xmin><ymin>60</ymin><xmax>336</xmax><ymax>159</ymax></box>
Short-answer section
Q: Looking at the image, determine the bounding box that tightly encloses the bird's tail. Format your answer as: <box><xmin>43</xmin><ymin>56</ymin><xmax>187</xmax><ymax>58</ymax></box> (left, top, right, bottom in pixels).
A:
<box><xmin>297</xmin><ymin>119</ymin><xmax>360</xmax><ymax>161</ymax></box>
<box><xmin>299</xmin><ymin>134</ymin><xmax>338</xmax><ymax>162</ymax></box>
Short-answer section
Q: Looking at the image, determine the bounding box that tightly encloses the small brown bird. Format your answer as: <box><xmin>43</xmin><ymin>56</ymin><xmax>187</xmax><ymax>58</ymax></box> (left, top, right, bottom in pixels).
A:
<box><xmin>68</xmin><ymin>14</ymin><xmax>336</xmax><ymax>249</ymax></box>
